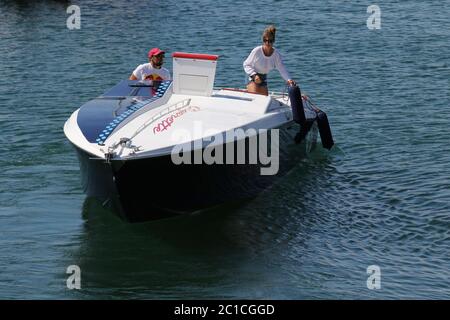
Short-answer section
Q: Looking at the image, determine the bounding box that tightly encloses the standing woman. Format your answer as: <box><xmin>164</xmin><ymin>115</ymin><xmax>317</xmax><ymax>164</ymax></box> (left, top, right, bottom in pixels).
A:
<box><xmin>243</xmin><ymin>25</ymin><xmax>296</xmax><ymax>95</ymax></box>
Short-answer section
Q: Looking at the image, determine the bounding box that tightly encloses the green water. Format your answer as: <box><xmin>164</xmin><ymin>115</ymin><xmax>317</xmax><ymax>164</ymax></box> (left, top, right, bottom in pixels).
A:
<box><xmin>0</xmin><ymin>0</ymin><xmax>449</xmax><ymax>299</ymax></box>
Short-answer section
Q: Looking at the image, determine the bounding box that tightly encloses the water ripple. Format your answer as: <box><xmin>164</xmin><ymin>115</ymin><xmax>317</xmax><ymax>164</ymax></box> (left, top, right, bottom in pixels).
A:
<box><xmin>0</xmin><ymin>0</ymin><xmax>449</xmax><ymax>299</ymax></box>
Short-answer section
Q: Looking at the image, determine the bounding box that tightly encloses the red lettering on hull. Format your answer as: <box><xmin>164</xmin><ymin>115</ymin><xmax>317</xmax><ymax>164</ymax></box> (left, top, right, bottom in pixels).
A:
<box><xmin>153</xmin><ymin>106</ymin><xmax>200</xmax><ymax>134</ymax></box>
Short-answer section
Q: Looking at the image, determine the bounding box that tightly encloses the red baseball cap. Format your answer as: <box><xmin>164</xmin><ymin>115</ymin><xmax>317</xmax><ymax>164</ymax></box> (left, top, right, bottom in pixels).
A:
<box><xmin>148</xmin><ymin>48</ymin><xmax>165</xmax><ymax>58</ymax></box>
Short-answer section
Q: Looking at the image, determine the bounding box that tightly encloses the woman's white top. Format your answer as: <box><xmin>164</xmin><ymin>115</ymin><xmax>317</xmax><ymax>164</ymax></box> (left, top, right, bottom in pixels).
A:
<box><xmin>243</xmin><ymin>45</ymin><xmax>291</xmax><ymax>81</ymax></box>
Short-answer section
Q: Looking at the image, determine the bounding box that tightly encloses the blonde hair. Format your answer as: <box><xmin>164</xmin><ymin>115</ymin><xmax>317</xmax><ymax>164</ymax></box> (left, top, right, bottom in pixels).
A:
<box><xmin>262</xmin><ymin>25</ymin><xmax>276</xmax><ymax>41</ymax></box>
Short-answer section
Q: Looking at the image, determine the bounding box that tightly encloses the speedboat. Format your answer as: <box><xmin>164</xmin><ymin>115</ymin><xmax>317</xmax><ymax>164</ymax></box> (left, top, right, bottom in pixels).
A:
<box><xmin>64</xmin><ymin>52</ymin><xmax>333</xmax><ymax>222</ymax></box>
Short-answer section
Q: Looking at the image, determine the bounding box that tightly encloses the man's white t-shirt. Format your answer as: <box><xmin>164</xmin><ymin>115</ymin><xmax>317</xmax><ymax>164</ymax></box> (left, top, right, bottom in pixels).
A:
<box><xmin>132</xmin><ymin>63</ymin><xmax>171</xmax><ymax>81</ymax></box>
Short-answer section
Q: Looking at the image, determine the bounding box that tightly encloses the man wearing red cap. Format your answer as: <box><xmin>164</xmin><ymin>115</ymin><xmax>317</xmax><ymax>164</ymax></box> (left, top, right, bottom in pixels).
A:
<box><xmin>129</xmin><ymin>48</ymin><xmax>171</xmax><ymax>81</ymax></box>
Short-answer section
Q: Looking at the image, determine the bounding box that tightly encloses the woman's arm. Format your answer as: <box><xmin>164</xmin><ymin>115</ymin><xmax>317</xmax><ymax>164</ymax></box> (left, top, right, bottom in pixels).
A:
<box><xmin>274</xmin><ymin>51</ymin><xmax>292</xmax><ymax>81</ymax></box>
<box><xmin>243</xmin><ymin>47</ymin><xmax>258</xmax><ymax>77</ymax></box>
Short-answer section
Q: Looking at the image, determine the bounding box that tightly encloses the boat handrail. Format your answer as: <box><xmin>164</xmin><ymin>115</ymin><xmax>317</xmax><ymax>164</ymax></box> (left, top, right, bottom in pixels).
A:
<box><xmin>213</xmin><ymin>86</ymin><xmax>308</xmax><ymax>100</ymax></box>
<box><xmin>128</xmin><ymin>98</ymin><xmax>191</xmax><ymax>140</ymax></box>
<box><xmin>106</xmin><ymin>98</ymin><xmax>191</xmax><ymax>156</ymax></box>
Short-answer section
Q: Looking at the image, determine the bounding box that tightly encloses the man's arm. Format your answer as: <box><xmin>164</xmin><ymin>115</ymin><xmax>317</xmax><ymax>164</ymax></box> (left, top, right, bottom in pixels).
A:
<box><xmin>129</xmin><ymin>65</ymin><xmax>141</xmax><ymax>80</ymax></box>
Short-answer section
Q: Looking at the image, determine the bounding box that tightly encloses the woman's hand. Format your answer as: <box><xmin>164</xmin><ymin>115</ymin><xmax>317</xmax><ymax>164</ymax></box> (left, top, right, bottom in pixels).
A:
<box><xmin>254</xmin><ymin>74</ymin><xmax>262</xmax><ymax>84</ymax></box>
<box><xmin>287</xmin><ymin>79</ymin><xmax>296</xmax><ymax>86</ymax></box>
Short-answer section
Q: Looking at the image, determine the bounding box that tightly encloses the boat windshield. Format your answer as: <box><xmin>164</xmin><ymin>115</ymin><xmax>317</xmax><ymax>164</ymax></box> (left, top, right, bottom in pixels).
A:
<box><xmin>101</xmin><ymin>80</ymin><xmax>170</xmax><ymax>98</ymax></box>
